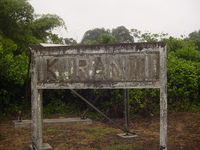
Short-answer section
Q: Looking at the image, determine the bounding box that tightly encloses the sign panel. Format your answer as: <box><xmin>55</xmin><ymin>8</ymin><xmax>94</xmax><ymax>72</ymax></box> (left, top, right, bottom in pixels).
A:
<box><xmin>31</xmin><ymin>42</ymin><xmax>166</xmax><ymax>89</ymax></box>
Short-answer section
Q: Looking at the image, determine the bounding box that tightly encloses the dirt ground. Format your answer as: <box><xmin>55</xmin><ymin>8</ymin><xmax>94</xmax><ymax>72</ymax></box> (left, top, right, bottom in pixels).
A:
<box><xmin>0</xmin><ymin>112</ymin><xmax>199</xmax><ymax>150</ymax></box>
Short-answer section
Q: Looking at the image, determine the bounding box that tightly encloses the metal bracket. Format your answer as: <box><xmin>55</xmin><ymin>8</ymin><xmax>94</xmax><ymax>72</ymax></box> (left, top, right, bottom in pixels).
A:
<box><xmin>124</xmin><ymin>89</ymin><xmax>130</xmax><ymax>134</ymax></box>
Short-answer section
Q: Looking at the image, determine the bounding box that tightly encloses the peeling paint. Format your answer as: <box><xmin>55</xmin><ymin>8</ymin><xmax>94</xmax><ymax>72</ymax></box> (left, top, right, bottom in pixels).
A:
<box><xmin>64</xmin><ymin>72</ymin><xmax>69</xmax><ymax>80</ymax></box>
<box><xmin>89</xmin><ymin>70</ymin><xmax>93</xmax><ymax>76</ymax></box>
<box><xmin>55</xmin><ymin>71</ymin><xmax>59</xmax><ymax>77</ymax></box>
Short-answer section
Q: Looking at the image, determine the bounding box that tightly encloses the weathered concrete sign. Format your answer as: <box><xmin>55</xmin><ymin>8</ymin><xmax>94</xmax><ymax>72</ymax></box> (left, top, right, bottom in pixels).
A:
<box><xmin>30</xmin><ymin>42</ymin><xmax>167</xmax><ymax>150</ymax></box>
<box><xmin>32</xmin><ymin>43</ymin><xmax>165</xmax><ymax>89</ymax></box>
<box><xmin>38</xmin><ymin>52</ymin><xmax>159</xmax><ymax>82</ymax></box>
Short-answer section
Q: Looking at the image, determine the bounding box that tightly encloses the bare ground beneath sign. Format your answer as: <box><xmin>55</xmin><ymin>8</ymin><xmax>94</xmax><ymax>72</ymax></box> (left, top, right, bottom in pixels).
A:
<box><xmin>0</xmin><ymin>112</ymin><xmax>199</xmax><ymax>150</ymax></box>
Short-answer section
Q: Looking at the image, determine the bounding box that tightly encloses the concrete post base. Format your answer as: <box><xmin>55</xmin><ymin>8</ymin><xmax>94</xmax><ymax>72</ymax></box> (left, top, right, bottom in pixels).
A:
<box><xmin>117</xmin><ymin>133</ymin><xmax>138</xmax><ymax>140</ymax></box>
<box><xmin>30</xmin><ymin>143</ymin><xmax>52</xmax><ymax>150</ymax></box>
<box><xmin>13</xmin><ymin>118</ymin><xmax>92</xmax><ymax>128</ymax></box>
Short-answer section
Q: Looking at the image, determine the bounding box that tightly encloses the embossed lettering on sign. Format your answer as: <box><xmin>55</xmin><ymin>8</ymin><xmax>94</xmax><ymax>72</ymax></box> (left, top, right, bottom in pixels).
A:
<box><xmin>36</xmin><ymin>52</ymin><xmax>159</xmax><ymax>83</ymax></box>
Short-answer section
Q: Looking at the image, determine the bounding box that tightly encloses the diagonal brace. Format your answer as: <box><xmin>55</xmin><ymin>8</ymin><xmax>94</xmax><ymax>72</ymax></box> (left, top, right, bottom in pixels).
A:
<box><xmin>70</xmin><ymin>89</ymin><xmax>135</xmax><ymax>134</ymax></box>
<box><xmin>81</xmin><ymin>90</ymin><xmax>105</xmax><ymax>119</ymax></box>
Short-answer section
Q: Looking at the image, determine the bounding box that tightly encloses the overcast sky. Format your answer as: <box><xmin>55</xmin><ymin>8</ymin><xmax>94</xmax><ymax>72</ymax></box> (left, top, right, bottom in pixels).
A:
<box><xmin>29</xmin><ymin>0</ymin><xmax>200</xmax><ymax>42</ymax></box>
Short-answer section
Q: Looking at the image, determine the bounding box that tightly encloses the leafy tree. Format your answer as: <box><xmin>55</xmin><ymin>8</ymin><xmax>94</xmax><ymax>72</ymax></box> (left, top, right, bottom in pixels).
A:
<box><xmin>164</xmin><ymin>36</ymin><xmax>188</xmax><ymax>52</ymax></box>
<box><xmin>131</xmin><ymin>28</ymin><xmax>168</xmax><ymax>42</ymax></box>
<box><xmin>81</xmin><ymin>28</ymin><xmax>109</xmax><ymax>44</ymax></box>
<box><xmin>0</xmin><ymin>39</ymin><xmax>28</xmax><ymax>113</ymax></box>
<box><xmin>174</xmin><ymin>44</ymin><xmax>200</xmax><ymax>62</ymax></box>
<box><xmin>0</xmin><ymin>0</ymin><xmax>34</xmax><ymax>39</ymax></box>
<box><xmin>48</xmin><ymin>33</ymin><xmax>64</xmax><ymax>44</ymax></box>
<box><xmin>0</xmin><ymin>42</ymin><xmax>27</xmax><ymax>85</ymax></box>
<box><xmin>64</xmin><ymin>38</ymin><xmax>77</xmax><ymax>45</ymax></box>
<box><xmin>0</xmin><ymin>0</ymin><xmax>66</xmax><ymax>53</ymax></box>
<box><xmin>167</xmin><ymin>53</ymin><xmax>200</xmax><ymax>111</ymax></box>
<box><xmin>84</xmin><ymin>40</ymin><xmax>98</xmax><ymax>45</ymax></box>
<box><xmin>82</xmin><ymin>26</ymin><xmax>133</xmax><ymax>44</ymax></box>
<box><xmin>164</xmin><ymin>37</ymin><xmax>200</xmax><ymax>111</ymax></box>
<box><xmin>0</xmin><ymin>0</ymin><xmax>67</xmax><ymax>113</ymax></box>
<box><xmin>31</xmin><ymin>14</ymin><xmax>66</xmax><ymax>43</ymax></box>
<box><xmin>82</xmin><ymin>26</ymin><xmax>135</xmax><ymax>44</ymax></box>
<box><xmin>98</xmin><ymin>33</ymin><xmax>115</xmax><ymax>44</ymax></box>
<box><xmin>0</xmin><ymin>0</ymin><xmax>36</xmax><ymax>53</ymax></box>
<box><xmin>185</xmin><ymin>30</ymin><xmax>200</xmax><ymax>51</ymax></box>
<box><xmin>111</xmin><ymin>26</ymin><xmax>133</xmax><ymax>43</ymax></box>
<box><xmin>84</xmin><ymin>33</ymin><xmax>115</xmax><ymax>45</ymax></box>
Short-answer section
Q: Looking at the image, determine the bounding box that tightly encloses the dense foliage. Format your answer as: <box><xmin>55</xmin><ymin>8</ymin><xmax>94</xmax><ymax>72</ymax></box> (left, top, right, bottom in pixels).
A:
<box><xmin>165</xmin><ymin>37</ymin><xmax>200</xmax><ymax>112</ymax></box>
<box><xmin>81</xmin><ymin>26</ymin><xmax>133</xmax><ymax>44</ymax></box>
<box><xmin>185</xmin><ymin>30</ymin><xmax>200</xmax><ymax>51</ymax></box>
<box><xmin>0</xmin><ymin>0</ymin><xmax>66</xmax><ymax>114</ymax></box>
<box><xmin>0</xmin><ymin>0</ymin><xmax>199</xmax><ymax>118</ymax></box>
